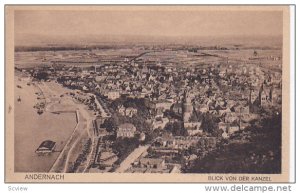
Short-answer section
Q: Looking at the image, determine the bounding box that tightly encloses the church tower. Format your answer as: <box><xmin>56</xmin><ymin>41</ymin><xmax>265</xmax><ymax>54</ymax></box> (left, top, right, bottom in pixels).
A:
<box><xmin>183</xmin><ymin>89</ymin><xmax>193</xmax><ymax>122</ymax></box>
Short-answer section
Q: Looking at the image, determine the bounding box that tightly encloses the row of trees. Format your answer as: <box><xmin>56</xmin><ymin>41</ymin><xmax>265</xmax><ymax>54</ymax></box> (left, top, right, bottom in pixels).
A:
<box><xmin>69</xmin><ymin>138</ymin><xmax>92</xmax><ymax>173</ymax></box>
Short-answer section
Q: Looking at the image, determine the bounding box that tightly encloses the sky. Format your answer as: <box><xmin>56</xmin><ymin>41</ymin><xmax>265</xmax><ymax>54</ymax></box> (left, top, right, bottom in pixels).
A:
<box><xmin>14</xmin><ymin>9</ymin><xmax>283</xmax><ymax>45</ymax></box>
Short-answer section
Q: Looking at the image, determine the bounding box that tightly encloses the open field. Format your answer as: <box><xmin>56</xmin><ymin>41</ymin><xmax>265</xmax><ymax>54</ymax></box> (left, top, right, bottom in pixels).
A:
<box><xmin>15</xmin><ymin>44</ymin><xmax>282</xmax><ymax>71</ymax></box>
<box><xmin>14</xmin><ymin>48</ymin><xmax>144</xmax><ymax>68</ymax></box>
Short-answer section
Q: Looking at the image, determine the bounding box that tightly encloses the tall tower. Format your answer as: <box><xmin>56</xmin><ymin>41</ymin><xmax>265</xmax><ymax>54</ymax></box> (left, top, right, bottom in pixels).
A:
<box><xmin>183</xmin><ymin>90</ymin><xmax>193</xmax><ymax>122</ymax></box>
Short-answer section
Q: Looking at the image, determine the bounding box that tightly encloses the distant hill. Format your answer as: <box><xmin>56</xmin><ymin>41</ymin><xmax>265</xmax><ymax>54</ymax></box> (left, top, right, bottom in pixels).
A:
<box><xmin>14</xmin><ymin>33</ymin><xmax>282</xmax><ymax>50</ymax></box>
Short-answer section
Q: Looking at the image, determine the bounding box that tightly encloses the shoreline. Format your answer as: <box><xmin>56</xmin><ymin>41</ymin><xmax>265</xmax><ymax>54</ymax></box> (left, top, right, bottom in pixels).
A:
<box><xmin>49</xmin><ymin>109</ymin><xmax>81</xmax><ymax>173</ymax></box>
<box><xmin>14</xmin><ymin>74</ymin><xmax>78</xmax><ymax>172</ymax></box>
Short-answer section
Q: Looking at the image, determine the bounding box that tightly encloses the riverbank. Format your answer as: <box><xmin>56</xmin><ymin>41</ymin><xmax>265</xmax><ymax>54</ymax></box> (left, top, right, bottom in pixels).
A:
<box><xmin>14</xmin><ymin>75</ymin><xmax>77</xmax><ymax>172</ymax></box>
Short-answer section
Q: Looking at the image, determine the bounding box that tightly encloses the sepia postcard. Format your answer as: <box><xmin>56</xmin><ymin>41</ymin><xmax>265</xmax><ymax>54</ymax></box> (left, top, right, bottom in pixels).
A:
<box><xmin>5</xmin><ymin>5</ymin><xmax>293</xmax><ymax>183</ymax></box>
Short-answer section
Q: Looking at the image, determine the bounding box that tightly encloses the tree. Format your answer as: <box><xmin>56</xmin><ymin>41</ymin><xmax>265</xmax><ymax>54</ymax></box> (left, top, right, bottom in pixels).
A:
<box><xmin>100</xmin><ymin>116</ymin><xmax>118</xmax><ymax>132</ymax></box>
<box><xmin>253</xmin><ymin>50</ymin><xmax>258</xmax><ymax>56</ymax></box>
<box><xmin>34</xmin><ymin>71</ymin><xmax>49</xmax><ymax>80</ymax></box>
<box><xmin>112</xmin><ymin>137</ymin><xmax>140</xmax><ymax>164</ymax></box>
<box><xmin>165</xmin><ymin>121</ymin><xmax>188</xmax><ymax>136</ymax></box>
<box><xmin>201</xmin><ymin>113</ymin><xmax>218</xmax><ymax>134</ymax></box>
<box><xmin>187</xmin><ymin>113</ymin><xmax>282</xmax><ymax>174</ymax></box>
<box><xmin>131</xmin><ymin>114</ymin><xmax>151</xmax><ymax>132</ymax></box>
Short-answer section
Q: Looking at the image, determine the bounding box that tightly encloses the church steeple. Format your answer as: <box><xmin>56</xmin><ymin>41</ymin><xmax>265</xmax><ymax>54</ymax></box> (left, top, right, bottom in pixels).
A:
<box><xmin>183</xmin><ymin>89</ymin><xmax>193</xmax><ymax>123</ymax></box>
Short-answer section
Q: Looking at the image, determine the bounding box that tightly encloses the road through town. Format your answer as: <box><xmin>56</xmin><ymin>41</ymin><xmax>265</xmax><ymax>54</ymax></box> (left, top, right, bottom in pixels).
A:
<box><xmin>115</xmin><ymin>145</ymin><xmax>150</xmax><ymax>173</ymax></box>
